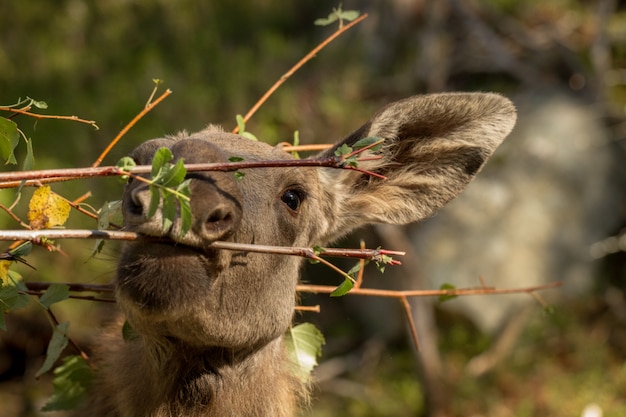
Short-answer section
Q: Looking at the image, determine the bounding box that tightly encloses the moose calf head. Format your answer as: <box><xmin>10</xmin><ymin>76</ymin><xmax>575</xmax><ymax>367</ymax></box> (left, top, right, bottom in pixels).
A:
<box><xmin>116</xmin><ymin>93</ymin><xmax>516</xmax><ymax>354</ymax></box>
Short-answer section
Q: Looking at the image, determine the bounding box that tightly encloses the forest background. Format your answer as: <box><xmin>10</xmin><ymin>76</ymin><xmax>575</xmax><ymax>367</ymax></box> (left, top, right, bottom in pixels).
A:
<box><xmin>1</xmin><ymin>1</ymin><xmax>626</xmax><ymax>416</ymax></box>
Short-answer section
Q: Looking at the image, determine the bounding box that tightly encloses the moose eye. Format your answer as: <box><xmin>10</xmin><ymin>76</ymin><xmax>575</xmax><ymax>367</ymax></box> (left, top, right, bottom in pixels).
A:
<box><xmin>281</xmin><ymin>189</ymin><xmax>304</xmax><ymax>212</ymax></box>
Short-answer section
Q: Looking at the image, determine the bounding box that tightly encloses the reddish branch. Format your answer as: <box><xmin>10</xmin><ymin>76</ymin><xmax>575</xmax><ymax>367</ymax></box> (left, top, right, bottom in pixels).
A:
<box><xmin>0</xmin><ymin>154</ymin><xmax>385</xmax><ymax>189</ymax></box>
<box><xmin>11</xmin><ymin>229</ymin><xmax>562</xmax><ymax>352</ymax></box>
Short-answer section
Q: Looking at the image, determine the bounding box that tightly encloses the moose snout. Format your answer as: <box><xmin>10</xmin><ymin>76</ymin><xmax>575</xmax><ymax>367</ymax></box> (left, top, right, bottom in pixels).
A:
<box><xmin>124</xmin><ymin>172</ymin><xmax>243</xmax><ymax>244</ymax></box>
<box><xmin>188</xmin><ymin>176</ymin><xmax>243</xmax><ymax>242</ymax></box>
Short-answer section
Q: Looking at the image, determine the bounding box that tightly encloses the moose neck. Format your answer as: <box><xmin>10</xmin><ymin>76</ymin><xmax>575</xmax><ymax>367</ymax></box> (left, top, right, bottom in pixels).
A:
<box><xmin>91</xmin><ymin>327</ymin><xmax>304</xmax><ymax>417</ymax></box>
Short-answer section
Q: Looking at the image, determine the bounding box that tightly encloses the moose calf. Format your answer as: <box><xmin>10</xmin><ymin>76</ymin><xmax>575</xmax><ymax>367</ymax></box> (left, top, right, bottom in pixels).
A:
<box><xmin>78</xmin><ymin>93</ymin><xmax>516</xmax><ymax>416</ymax></box>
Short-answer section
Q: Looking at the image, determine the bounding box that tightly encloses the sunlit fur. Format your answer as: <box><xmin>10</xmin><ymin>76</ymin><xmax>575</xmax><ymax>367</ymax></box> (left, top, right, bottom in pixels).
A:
<box><xmin>78</xmin><ymin>93</ymin><xmax>516</xmax><ymax>417</ymax></box>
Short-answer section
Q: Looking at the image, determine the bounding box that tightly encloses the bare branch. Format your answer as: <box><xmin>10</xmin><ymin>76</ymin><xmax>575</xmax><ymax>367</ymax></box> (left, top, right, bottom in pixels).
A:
<box><xmin>296</xmin><ymin>281</ymin><xmax>563</xmax><ymax>298</ymax></box>
<box><xmin>24</xmin><ymin>282</ymin><xmax>114</xmax><ymax>293</ymax></box>
<box><xmin>232</xmin><ymin>13</ymin><xmax>369</xmax><ymax>132</ymax></box>
<box><xmin>92</xmin><ymin>89</ymin><xmax>172</xmax><ymax>167</ymax></box>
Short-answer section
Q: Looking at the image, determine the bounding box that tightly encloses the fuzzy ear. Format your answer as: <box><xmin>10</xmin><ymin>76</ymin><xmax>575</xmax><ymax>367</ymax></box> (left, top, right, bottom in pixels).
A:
<box><xmin>316</xmin><ymin>92</ymin><xmax>516</xmax><ymax>242</ymax></box>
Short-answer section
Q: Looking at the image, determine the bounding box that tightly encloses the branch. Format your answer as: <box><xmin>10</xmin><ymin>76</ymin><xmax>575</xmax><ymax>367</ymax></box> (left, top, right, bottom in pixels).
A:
<box><xmin>0</xmin><ymin>153</ymin><xmax>384</xmax><ymax>188</ymax></box>
<box><xmin>0</xmin><ymin>106</ymin><xmax>98</xmax><ymax>129</ymax></box>
<box><xmin>233</xmin><ymin>13</ymin><xmax>369</xmax><ymax>133</ymax></box>
<box><xmin>92</xmin><ymin>89</ymin><xmax>172</xmax><ymax>167</ymax></box>
<box><xmin>24</xmin><ymin>282</ymin><xmax>114</xmax><ymax>293</ymax></box>
<box><xmin>0</xmin><ymin>229</ymin><xmax>403</xmax><ymax>264</ymax></box>
<box><xmin>296</xmin><ymin>281</ymin><xmax>563</xmax><ymax>297</ymax></box>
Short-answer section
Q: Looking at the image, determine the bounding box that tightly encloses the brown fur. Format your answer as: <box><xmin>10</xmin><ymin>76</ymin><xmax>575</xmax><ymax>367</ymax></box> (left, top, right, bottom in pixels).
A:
<box><xmin>78</xmin><ymin>93</ymin><xmax>516</xmax><ymax>417</ymax></box>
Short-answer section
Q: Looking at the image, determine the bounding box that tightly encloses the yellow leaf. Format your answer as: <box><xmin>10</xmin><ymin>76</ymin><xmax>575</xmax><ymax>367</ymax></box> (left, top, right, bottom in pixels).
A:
<box><xmin>28</xmin><ymin>186</ymin><xmax>71</xmax><ymax>229</ymax></box>
<box><xmin>0</xmin><ymin>260</ymin><xmax>10</xmax><ymax>283</ymax></box>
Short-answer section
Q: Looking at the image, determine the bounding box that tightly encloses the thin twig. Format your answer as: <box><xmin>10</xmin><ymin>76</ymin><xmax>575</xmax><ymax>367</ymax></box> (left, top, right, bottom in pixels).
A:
<box><xmin>295</xmin><ymin>305</ymin><xmax>321</xmax><ymax>313</ymax></box>
<box><xmin>277</xmin><ymin>143</ymin><xmax>333</xmax><ymax>153</ymax></box>
<box><xmin>233</xmin><ymin>13</ymin><xmax>368</xmax><ymax>133</ymax></box>
<box><xmin>24</xmin><ymin>282</ymin><xmax>114</xmax><ymax>293</ymax></box>
<box><xmin>43</xmin><ymin>308</ymin><xmax>93</xmax><ymax>368</ymax></box>
<box><xmin>0</xmin><ymin>203</ymin><xmax>31</xmax><ymax>228</ymax></box>
<box><xmin>0</xmin><ymin>107</ymin><xmax>98</xmax><ymax>129</ymax></box>
<box><xmin>296</xmin><ymin>281</ymin><xmax>563</xmax><ymax>297</ymax></box>
<box><xmin>91</xmin><ymin>89</ymin><xmax>172</xmax><ymax>167</ymax></box>
<box><xmin>51</xmin><ymin>190</ymin><xmax>97</xmax><ymax>221</ymax></box>
<box><xmin>23</xmin><ymin>290</ymin><xmax>116</xmax><ymax>303</ymax></box>
<box><xmin>354</xmin><ymin>240</ymin><xmax>366</xmax><ymax>289</ymax></box>
<box><xmin>400</xmin><ymin>296</ymin><xmax>421</xmax><ymax>351</ymax></box>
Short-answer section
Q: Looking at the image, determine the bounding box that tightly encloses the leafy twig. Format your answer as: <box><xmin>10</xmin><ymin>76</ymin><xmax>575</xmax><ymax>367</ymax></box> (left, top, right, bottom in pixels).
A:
<box><xmin>42</xmin><ymin>307</ymin><xmax>93</xmax><ymax>368</ymax></box>
<box><xmin>0</xmin><ymin>229</ymin><xmax>403</xmax><ymax>263</ymax></box>
<box><xmin>0</xmin><ymin>153</ymin><xmax>385</xmax><ymax>188</ymax></box>
<box><xmin>0</xmin><ymin>107</ymin><xmax>98</xmax><ymax>129</ymax></box>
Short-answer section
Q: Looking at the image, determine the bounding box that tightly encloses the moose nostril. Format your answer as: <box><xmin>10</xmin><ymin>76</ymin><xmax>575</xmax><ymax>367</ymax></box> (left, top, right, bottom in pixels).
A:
<box><xmin>202</xmin><ymin>206</ymin><xmax>236</xmax><ymax>239</ymax></box>
<box><xmin>127</xmin><ymin>189</ymin><xmax>148</xmax><ymax>217</ymax></box>
<box><xmin>128</xmin><ymin>198</ymin><xmax>144</xmax><ymax>216</ymax></box>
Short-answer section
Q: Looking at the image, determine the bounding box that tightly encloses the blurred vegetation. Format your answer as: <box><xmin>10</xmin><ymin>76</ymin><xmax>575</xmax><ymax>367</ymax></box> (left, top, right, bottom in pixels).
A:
<box><xmin>1</xmin><ymin>0</ymin><xmax>626</xmax><ymax>416</ymax></box>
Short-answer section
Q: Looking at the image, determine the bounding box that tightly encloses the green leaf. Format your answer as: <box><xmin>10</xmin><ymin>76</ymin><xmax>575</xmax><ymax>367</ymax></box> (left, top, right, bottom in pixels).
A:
<box><xmin>352</xmin><ymin>136</ymin><xmax>383</xmax><ymax>151</ymax></box>
<box><xmin>0</xmin><ymin>283</ymin><xmax>30</xmax><ymax>310</ymax></box>
<box><xmin>291</xmin><ymin>131</ymin><xmax>300</xmax><ymax>159</ymax></box>
<box><xmin>0</xmin><ymin>284</ymin><xmax>30</xmax><ymax>331</ymax></box>
<box><xmin>338</xmin><ymin>10</ymin><xmax>360</xmax><ymax>21</ymax></box>
<box><xmin>92</xmin><ymin>240</ymin><xmax>105</xmax><ymax>257</ymax></box>
<box><xmin>312</xmin><ymin>245</ymin><xmax>326</xmax><ymax>255</ymax></box>
<box><xmin>97</xmin><ymin>200</ymin><xmax>123</xmax><ymax>230</ymax></box>
<box><xmin>330</xmin><ymin>278</ymin><xmax>354</xmax><ymax>297</ymax></box>
<box><xmin>346</xmin><ymin>261</ymin><xmax>362</xmax><ymax>277</ymax></box>
<box><xmin>22</xmin><ymin>137</ymin><xmax>35</xmax><ymax>171</ymax></box>
<box><xmin>241</xmin><ymin>131</ymin><xmax>258</xmax><ymax>141</ymax></box>
<box><xmin>235</xmin><ymin>115</ymin><xmax>258</xmax><ymax>141</ymax></box>
<box><xmin>41</xmin><ymin>355</ymin><xmax>93</xmax><ymax>411</ymax></box>
<box><xmin>161</xmin><ymin>157</ymin><xmax>186</xmax><ymax>187</ymax></box>
<box><xmin>116</xmin><ymin>156</ymin><xmax>136</xmax><ymax>173</ymax></box>
<box><xmin>334</xmin><ymin>143</ymin><xmax>352</xmax><ymax>157</ymax></box>
<box><xmin>314</xmin><ymin>7</ymin><xmax>359</xmax><ymax>26</ymax></box>
<box><xmin>228</xmin><ymin>156</ymin><xmax>244</xmax><ymax>162</ymax></box>
<box><xmin>234</xmin><ymin>171</ymin><xmax>245</xmax><ymax>180</ymax></box>
<box><xmin>38</xmin><ymin>284</ymin><xmax>70</xmax><ymax>309</ymax></box>
<box><xmin>178</xmin><ymin>181</ymin><xmax>193</xmax><ymax>237</ymax></box>
<box><xmin>344</xmin><ymin>156</ymin><xmax>358</xmax><ymax>168</ymax></box>
<box><xmin>236</xmin><ymin>114</ymin><xmax>246</xmax><ymax>135</ymax></box>
<box><xmin>151</xmin><ymin>147</ymin><xmax>173</xmax><ymax>178</ymax></box>
<box><xmin>92</xmin><ymin>201</ymin><xmax>123</xmax><ymax>256</ymax></box>
<box><xmin>30</xmin><ymin>98</ymin><xmax>48</xmax><ymax>109</ymax></box>
<box><xmin>438</xmin><ymin>283</ymin><xmax>458</xmax><ymax>303</ymax></box>
<box><xmin>36</xmin><ymin>321</ymin><xmax>70</xmax><ymax>377</ymax></box>
<box><xmin>314</xmin><ymin>14</ymin><xmax>338</xmax><ymax>26</ymax></box>
<box><xmin>161</xmin><ymin>193</ymin><xmax>176</xmax><ymax>231</ymax></box>
<box><xmin>148</xmin><ymin>186</ymin><xmax>160</xmax><ymax>219</ymax></box>
<box><xmin>284</xmin><ymin>323</ymin><xmax>325</xmax><ymax>382</ymax></box>
<box><xmin>9</xmin><ymin>241</ymin><xmax>32</xmax><ymax>258</ymax></box>
<box><xmin>0</xmin><ymin>117</ymin><xmax>19</xmax><ymax>164</ymax></box>
<box><xmin>375</xmin><ymin>253</ymin><xmax>393</xmax><ymax>273</ymax></box>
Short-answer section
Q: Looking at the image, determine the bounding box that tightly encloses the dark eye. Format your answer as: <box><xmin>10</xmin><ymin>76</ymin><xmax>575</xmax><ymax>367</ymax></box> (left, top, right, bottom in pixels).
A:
<box><xmin>281</xmin><ymin>189</ymin><xmax>303</xmax><ymax>212</ymax></box>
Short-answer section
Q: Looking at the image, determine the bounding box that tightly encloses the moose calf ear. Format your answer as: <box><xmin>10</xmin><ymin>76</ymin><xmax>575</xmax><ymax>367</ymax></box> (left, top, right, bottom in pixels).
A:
<box><xmin>317</xmin><ymin>93</ymin><xmax>516</xmax><ymax>242</ymax></box>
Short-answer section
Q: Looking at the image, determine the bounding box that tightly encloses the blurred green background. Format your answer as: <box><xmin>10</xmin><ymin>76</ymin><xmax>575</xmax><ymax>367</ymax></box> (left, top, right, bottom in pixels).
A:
<box><xmin>1</xmin><ymin>1</ymin><xmax>626</xmax><ymax>416</ymax></box>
